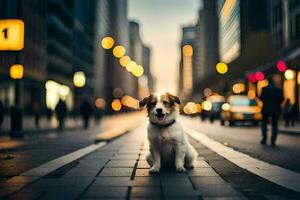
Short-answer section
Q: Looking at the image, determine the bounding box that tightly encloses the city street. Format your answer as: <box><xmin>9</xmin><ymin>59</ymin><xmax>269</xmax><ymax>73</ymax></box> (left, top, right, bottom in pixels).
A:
<box><xmin>1</xmin><ymin>0</ymin><xmax>300</xmax><ymax>199</ymax></box>
<box><xmin>0</xmin><ymin>112</ymin><xmax>300</xmax><ymax>199</ymax></box>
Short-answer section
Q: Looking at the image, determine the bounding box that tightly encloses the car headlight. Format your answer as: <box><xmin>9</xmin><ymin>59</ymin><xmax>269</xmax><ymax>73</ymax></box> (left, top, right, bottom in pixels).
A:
<box><xmin>222</xmin><ymin>103</ymin><xmax>231</xmax><ymax>111</ymax></box>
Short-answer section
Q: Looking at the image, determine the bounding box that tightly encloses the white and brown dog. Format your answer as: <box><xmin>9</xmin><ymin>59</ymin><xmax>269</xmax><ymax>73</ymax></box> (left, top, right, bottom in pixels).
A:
<box><xmin>140</xmin><ymin>92</ymin><xmax>198</xmax><ymax>173</ymax></box>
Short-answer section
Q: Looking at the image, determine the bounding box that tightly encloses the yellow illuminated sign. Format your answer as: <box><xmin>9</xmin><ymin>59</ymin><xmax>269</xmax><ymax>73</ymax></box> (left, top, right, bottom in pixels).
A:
<box><xmin>0</xmin><ymin>19</ymin><xmax>24</xmax><ymax>51</ymax></box>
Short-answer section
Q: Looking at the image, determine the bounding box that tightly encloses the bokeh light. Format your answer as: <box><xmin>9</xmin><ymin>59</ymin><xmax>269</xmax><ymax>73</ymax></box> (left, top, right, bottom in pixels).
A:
<box><xmin>183</xmin><ymin>102</ymin><xmax>198</xmax><ymax>115</ymax></box>
<box><xmin>202</xmin><ymin>101</ymin><xmax>212</xmax><ymax>111</ymax></box>
<box><xmin>216</xmin><ymin>62</ymin><xmax>228</xmax><ymax>74</ymax></box>
<box><xmin>10</xmin><ymin>64</ymin><xmax>24</xmax><ymax>79</ymax></box>
<box><xmin>203</xmin><ymin>88</ymin><xmax>213</xmax><ymax>97</ymax></box>
<box><xmin>126</xmin><ymin>61</ymin><xmax>137</xmax><ymax>72</ymax></box>
<box><xmin>248</xmin><ymin>90</ymin><xmax>256</xmax><ymax>99</ymax></box>
<box><xmin>111</xmin><ymin>99</ymin><xmax>122</xmax><ymax>111</ymax></box>
<box><xmin>284</xmin><ymin>69</ymin><xmax>295</xmax><ymax>80</ymax></box>
<box><xmin>182</xmin><ymin>45</ymin><xmax>193</xmax><ymax>57</ymax></box>
<box><xmin>277</xmin><ymin>61</ymin><xmax>287</xmax><ymax>72</ymax></box>
<box><xmin>222</xmin><ymin>103</ymin><xmax>231</xmax><ymax>111</ymax></box>
<box><xmin>113</xmin><ymin>88</ymin><xmax>123</xmax><ymax>98</ymax></box>
<box><xmin>73</xmin><ymin>71</ymin><xmax>86</xmax><ymax>87</ymax></box>
<box><xmin>95</xmin><ymin>98</ymin><xmax>106</xmax><ymax>109</ymax></box>
<box><xmin>121</xmin><ymin>95</ymin><xmax>139</xmax><ymax>109</ymax></box>
<box><xmin>232</xmin><ymin>83</ymin><xmax>245</xmax><ymax>94</ymax></box>
<box><xmin>254</xmin><ymin>71</ymin><xmax>265</xmax><ymax>81</ymax></box>
<box><xmin>101</xmin><ymin>37</ymin><xmax>114</xmax><ymax>49</ymax></box>
<box><xmin>248</xmin><ymin>73</ymin><xmax>256</xmax><ymax>83</ymax></box>
<box><xmin>119</xmin><ymin>56</ymin><xmax>131</xmax><ymax>67</ymax></box>
<box><xmin>113</xmin><ymin>45</ymin><xmax>126</xmax><ymax>58</ymax></box>
<box><xmin>132</xmin><ymin>65</ymin><xmax>144</xmax><ymax>77</ymax></box>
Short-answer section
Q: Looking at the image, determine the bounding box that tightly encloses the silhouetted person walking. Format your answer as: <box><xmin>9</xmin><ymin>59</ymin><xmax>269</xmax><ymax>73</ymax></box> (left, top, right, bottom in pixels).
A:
<box><xmin>259</xmin><ymin>78</ymin><xmax>284</xmax><ymax>146</ymax></box>
<box><xmin>283</xmin><ymin>98</ymin><xmax>292</xmax><ymax>127</ymax></box>
<box><xmin>33</xmin><ymin>102</ymin><xmax>40</xmax><ymax>128</ymax></box>
<box><xmin>291</xmin><ymin>103</ymin><xmax>298</xmax><ymax>127</ymax></box>
<box><xmin>0</xmin><ymin>100</ymin><xmax>4</xmax><ymax>132</ymax></box>
<box><xmin>46</xmin><ymin>107</ymin><xmax>53</xmax><ymax>121</ymax></box>
<box><xmin>80</xmin><ymin>100</ymin><xmax>93</xmax><ymax>129</ymax></box>
<box><xmin>55</xmin><ymin>99</ymin><xmax>67</xmax><ymax>130</ymax></box>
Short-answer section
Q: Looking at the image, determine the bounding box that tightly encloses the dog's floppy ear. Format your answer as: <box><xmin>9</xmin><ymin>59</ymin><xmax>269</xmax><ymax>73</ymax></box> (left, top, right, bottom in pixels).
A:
<box><xmin>139</xmin><ymin>96</ymin><xmax>149</xmax><ymax>108</ymax></box>
<box><xmin>167</xmin><ymin>93</ymin><xmax>181</xmax><ymax>105</ymax></box>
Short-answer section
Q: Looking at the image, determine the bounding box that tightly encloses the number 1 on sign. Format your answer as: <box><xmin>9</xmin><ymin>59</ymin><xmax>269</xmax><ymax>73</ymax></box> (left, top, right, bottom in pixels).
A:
<box><xmin>2</xmin><ymin>28</ymin><xmax>8</xmax><ymax>39</ymax></box>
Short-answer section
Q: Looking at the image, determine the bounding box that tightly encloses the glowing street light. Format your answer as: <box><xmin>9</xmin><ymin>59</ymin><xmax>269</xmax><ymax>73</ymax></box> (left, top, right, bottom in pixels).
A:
<box><xmin>10</xmin><ymin>64</ymin><xmax>24</xmax><ymax>79</ymax></box>
<box><xmin>182</xmin><ymin>45</ymin><xmax>193</xmax><ymax>57</ymax></box>
<box><xmin>111</xmin><ymin>99</ymin><xmax>122</xmax><ymax>111</ymax></box>
<box><xmin>126</xmin><ymin>61</ymin><xmax>136</xmax><ymax>72</ymax></box>
<box><xmin>216</xmin><ymin>62</ymin><xmax>228</xmax><ymax>74</ymax></box>
<box><xmin>73</xmin><ymin>71</ymin><xmax>86</xmax><ymax>87</ymax></box>
<box><xmin>101</xmin><ymin>37</ymin><xmax>114</xmax><ymax>49</ymax></box>
<box><xmin>285</xmin><ymin>69</ymin><xmax>295</xmax><ymax>80</ymax></box>
<box><xmin>277</xmin><ymin>61</ymin><xmax>287</xmax><ymax>72</ymax></box>
<box><xmin>119</xmin><ymin>56</ymin><xmax>131</xmax><ymax>67</ymax></box>
<box><xmin>132</xmin><ymin>65</ymin><xmax>144</xmax><ymax>77</ymax></box>
<box><xmin>113</xmin><ymin>45</ymin><xmax>126</xmax><ymax>58</ymax></box>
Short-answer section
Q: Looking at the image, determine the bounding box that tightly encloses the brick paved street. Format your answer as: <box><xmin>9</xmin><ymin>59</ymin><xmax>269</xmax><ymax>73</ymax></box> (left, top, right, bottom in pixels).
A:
<box><xmin>1</xmin><ymin>118</ymin><xmax>300</xmax><ymax>199</ymax></box>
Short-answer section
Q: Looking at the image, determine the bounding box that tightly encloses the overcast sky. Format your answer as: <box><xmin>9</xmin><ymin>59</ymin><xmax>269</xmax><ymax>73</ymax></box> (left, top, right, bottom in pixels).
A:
<box><xmin>128</xmin><ymin>0</ymin><xmax>200</xmax><ymax>94</ymax></box>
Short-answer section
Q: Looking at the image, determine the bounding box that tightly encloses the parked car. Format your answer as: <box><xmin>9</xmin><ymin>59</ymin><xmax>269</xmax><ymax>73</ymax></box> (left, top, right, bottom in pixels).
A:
<box><xmin>220</xmin><ymin>95</ymin><xmax>262</xmax><ymax>126</ymax></box>
<box><xmin>206</xmin><ymin>95</ymin><xmax>225</xmax><ymax>123</ymax></box>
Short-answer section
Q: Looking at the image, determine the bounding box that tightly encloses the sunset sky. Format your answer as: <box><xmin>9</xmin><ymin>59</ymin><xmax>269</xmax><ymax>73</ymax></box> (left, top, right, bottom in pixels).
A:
<box><xmin>128</xmin><ymin>0</ymin><xmax>200</xmax><ymax>94</ymax></box>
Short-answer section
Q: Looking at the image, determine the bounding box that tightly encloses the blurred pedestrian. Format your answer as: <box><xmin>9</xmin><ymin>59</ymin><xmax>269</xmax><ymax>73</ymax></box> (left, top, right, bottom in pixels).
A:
<box><xmin>46</xmin><ymin>107</ymin><xmax>53</xmax><ymax>121</ymax></box>
<box><xmin>55</xmin><ymin>99</ymin><xmax>67</xmax><ymax>130</ymax></box>
<box><xmin>79</xmin><ymin>99</ymin><xmax>93</xmax><ymax>129</ymax></box>
<box><xmin>291</xmin><ymin>103</ymin><xmax>298</xmax><ymax>127</ymax></box>
<box><xmin>283</xmin><ymin>99</ymin><xmax>292</xmax><ymax>127</ymax></box>
<box><xmin>0</xmin><ymin>100</ymin><xmax>4</xmax><ymax>132</ymax></box>
<box><xmin>259</xmin><ymin>78</ymin><xmax>284</xmax><ymax>146</ymax></box>
<box><xmin>33</xmin><ymin>102</ymin><xmax>40</xmax><ymax>128</ymax></box>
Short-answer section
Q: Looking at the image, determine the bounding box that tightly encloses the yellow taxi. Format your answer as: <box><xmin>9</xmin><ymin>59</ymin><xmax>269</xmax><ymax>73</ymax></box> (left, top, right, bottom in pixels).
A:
<box><xmin>220</xmin><ymin>95</ymin><xmax>262</xmax><ymax>126</ymax></box>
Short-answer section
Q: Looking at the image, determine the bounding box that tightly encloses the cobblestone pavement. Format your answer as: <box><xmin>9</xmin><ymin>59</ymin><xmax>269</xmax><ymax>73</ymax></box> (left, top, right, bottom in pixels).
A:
<box><xmin>1</xmin><ymin>120</ymin><xmax>300</xmax><ymax>199</ymax></box>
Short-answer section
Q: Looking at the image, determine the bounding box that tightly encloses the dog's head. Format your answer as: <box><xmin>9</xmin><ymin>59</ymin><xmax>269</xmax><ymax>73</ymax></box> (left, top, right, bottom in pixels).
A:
<box><xmin>139</xmin><ymin>92</ymin><xmax>181</xmax><ymax>125</ymax></box>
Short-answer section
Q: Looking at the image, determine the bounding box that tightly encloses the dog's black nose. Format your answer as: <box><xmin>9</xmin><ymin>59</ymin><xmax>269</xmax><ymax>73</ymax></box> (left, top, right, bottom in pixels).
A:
<box><xmin>156</xmin><ymin>108</ymin><xmax>163</xmax><ymax>113</ymax></box>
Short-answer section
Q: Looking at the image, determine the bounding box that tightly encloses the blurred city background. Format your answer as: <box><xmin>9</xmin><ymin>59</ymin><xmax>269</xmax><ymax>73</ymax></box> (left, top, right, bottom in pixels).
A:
<box><xmin>1</xmin><ymin>0</ymin><xmax>300</xmax><ymax>199</ymax></box>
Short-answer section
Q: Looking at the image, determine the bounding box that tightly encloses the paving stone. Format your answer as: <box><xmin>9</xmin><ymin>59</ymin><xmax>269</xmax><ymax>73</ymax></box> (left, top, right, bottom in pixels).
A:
<box><xmin>161</xmin><ymin>175</ymin><xmax>193</xmax><ymax>187</ymax></box>
<box><xmin>98</xmin><ymin>167</ymin><xmax>134</xmax><ymax>177</ymax></box>
<box><xmin>112</xmin><ymin>154</ymin><xmax>139</xmax><ymax>160</ymax></box>
<box><xmin>106</xmin><ymin>160</ymin><xmax>136</xmax><ymax>168</ymax></box>
<box><xmin>131</xmin><ymin>177</ymin><xmax>161</xmax><ymax>186</ymax></box>
<box><xmin>199</xmin><ymin>185</ymin><xmax>243</xmax><ymax>197</ymax></box>
<box><xmin>130</xmin><ymin>186</ymin><xmax>162</xmax><ymax>198</ymax></box>
<box><xmin>163</xmin><ymin>185</ymin><xmax>201</xmax><ymax>197</ymax></box>
<box><xmin>93</xmin><ymin>177</ymin><xmax>131</xmax><ymax>186</ymax></box>
<box><xmin>195</xmin><ymin>160</ymin><xmax>211</xmax><ymax>168</ymax></box>
<box><xmin>84</xmin><ymin>186</ymin><xmax>128</xmax><ymax>198</ymax></box>
<box><xmin>135</xmin><ymin>169</ymin><xmax>159</xmax><ymax>177</ymax></box>
<box><xmin>137</xmin><ymin>161</ymin><xmax>150</xmax><ymax>169</ymax></box>
<box><xmin>187</xmin><ymin>168</ymin><xmax>220</xmax><ymax>177</ymax></box>
<box><xmin>191</xmin><ymin>177</ymin><xmax>227</xmax><ymax>187</ymax></box>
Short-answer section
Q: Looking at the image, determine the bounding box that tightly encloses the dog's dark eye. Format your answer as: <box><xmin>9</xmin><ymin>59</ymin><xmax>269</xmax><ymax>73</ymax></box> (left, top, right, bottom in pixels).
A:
<box><xmin>163</xmin><ymin>100</ymin><xmax>168</xmax><ymax>105</ymax></box>
<box><xmin>150</xmin><ymin>102</ymin><xmax>156</xmax><ymax>106</ymax></box>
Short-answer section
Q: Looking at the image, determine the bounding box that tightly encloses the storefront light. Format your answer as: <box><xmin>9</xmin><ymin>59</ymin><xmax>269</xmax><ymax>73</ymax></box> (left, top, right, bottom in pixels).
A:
<box><xmin>284</xmin><ymin>69</ymin><xmax>295</xmax><ymax>80</ymax></box>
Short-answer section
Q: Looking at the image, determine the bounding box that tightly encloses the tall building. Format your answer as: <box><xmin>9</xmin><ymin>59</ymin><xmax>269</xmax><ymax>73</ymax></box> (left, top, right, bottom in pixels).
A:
<box><xmin>195</xmin><ymin>0</ymin><xmax>276</xmax><ymax>94</ymax></box>
<box><xmin>129</xmin><ymin>21</ymin><xmax>143</xmax><ymax>98</ymax></box>
<box><xmin>46</xmin><ymin>0</ymin><xmax>75</xmax><ymax>111</ymax></box>
<box><xmin>72</xmin><ymin>0</ymin><xmax>97</xmax><ymax>107</ymax></box>
<box><xmin>142</xmin><ymin>45</ymin><xmax>153</xmax><ymax>91</ymax></box>
<box><xmin>270</xmin><ymin>0</ymin><xmax>300</xmax><ymax>110</ymax></box>
<box><xmin>0</xmin><ymin>0</ymin><xmax>47</xmax><ymax>113</ymax></box>
<box><xmin>179</xmin><ymin>26</ymin><xmax>197</xmax><ymax>99</ymax></box>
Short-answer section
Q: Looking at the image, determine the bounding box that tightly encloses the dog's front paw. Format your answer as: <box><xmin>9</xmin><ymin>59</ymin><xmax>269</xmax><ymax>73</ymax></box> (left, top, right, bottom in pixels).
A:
<box><xmin>176</xmin><ymin>166</ymin><xmax>186</xmax><ymax>172</ymax></box>
<box><xmin>149</xmin><ymin>166</ymin><xmax>160</xmax><ymax>173</ymax></box>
